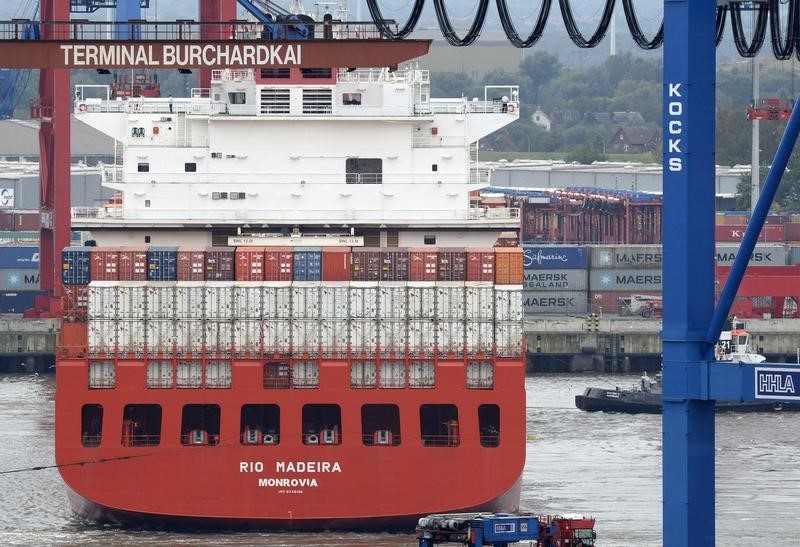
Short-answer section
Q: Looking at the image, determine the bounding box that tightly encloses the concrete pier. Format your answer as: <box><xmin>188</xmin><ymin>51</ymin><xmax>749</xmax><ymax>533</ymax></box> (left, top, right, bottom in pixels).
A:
<box><xmin>0</xmin><ymin>316</ymin><xmax>58</xmax><ymax>373</ymax></box>
<box><xmin>525</xmin><ymin>317</ymin><xmax>800</xmax><ymax>373</ymax></box>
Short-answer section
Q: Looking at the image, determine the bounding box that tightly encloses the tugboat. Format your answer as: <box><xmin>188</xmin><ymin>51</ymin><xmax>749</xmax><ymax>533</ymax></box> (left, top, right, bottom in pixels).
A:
<box><xmin>575</xmin><ymin>319</ymin><xmax>799</xmax><ymax>414</ymax></box>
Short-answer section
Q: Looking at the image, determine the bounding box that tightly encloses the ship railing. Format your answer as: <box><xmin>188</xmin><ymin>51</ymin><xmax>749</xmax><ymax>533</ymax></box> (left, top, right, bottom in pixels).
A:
<box><xmin>71</xmin><ymin>206</ymin><xmax>124</xmax><ymax>220</ymax></box>
<box><xmin>336</xmin><ymin>68</ymin><xmax>429</xmax><ymax>84</ymax></box>
<box><xmin>469</xmin><ymin>167</ymin><xmax>492</xmax><ymax>184</ymax></box>
<box><xmin>73</xmin><ymin>96</ymin><xmax>211</xmax><ymax>115</ymax></box>
<box><xmin>0</xmin><ymin>20</ymin><xmax>391</xmax><ymax>42</ymax></box>
<box><xmin>467</xmin><ymin>207</ymin><xmax>520</xmax><ymax>220</ymax></box>
<box><xmin>211</xmin><ymin>69</ymin><xmax>253</xmax><ymax>82</ymax></box>
<box><xmin>100</xmin><ymin>165</ymin><xmax>124</xmax><ymax>183</ymax></box>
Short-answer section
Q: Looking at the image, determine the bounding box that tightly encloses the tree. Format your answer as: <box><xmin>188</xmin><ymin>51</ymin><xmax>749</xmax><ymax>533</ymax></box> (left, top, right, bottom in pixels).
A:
<box><xmin>518</xmin><ymin>51</ymin><xmax>563</xmax><ymax>106</ymax></box>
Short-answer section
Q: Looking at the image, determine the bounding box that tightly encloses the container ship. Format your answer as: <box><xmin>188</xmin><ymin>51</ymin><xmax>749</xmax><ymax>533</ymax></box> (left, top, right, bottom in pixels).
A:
<box><xmin>55</xmin><ymin>28</ymin><xmax>525</xmax><ymax>529</ymax></box>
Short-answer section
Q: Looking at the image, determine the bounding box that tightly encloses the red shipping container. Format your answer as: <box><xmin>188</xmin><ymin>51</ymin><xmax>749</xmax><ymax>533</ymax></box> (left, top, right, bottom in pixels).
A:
<box><xmin>715</xmin><ymin>224</ymin><xmax>786</xmax><ymax>243</ymax></box>
<box><xmin>0</xmin><ymin>211</ymin><xmax>12</xmax><ymax>230</ymax></box>
<box><xmin>786</xmin><ymin>222</ymin><xmax>800</xmax><ymax>242</ymax></box>
<box><xmin>409</xmin><ymin>248</ymin><xmax>438</xmax><ymax>281</ymax></box>
<box><xmin>494</xmin><ymin>247</ymin><xmax>523</xmax><ymax>285</ymax></box>
<box><xmin>588</xmin><ymin>290</ymin><xmax>662</xmax><ymax>316</ymax></box>
<box><xmin>235</xmin><ymin>246</ymin><xmax>266</xmax><ymax>281</ymax></box>
<box><xmin>61</xmin><ymin>284</ymin><xmax>89</xmax><ymax>321</ymax></box>
<box><xmin>437</xmin><ymin>248</ymin><xmax>467</xmax><ymax>281</ymax></box>
<box><xmin>177</xmin><ymin>247</ymin><xmax>206</xmax><ymax>281</ymax></box>
<box><xmin>14</xmin><ymin>211</ymin><xmax>40</xmax><ymax>231</ymax></box>
<box><xmin>118</xmin><ymin>246</ymin><xmax>149</xmax><ymax>281</ymax></box>
<box><xmin>89</xmin><ymin>247</ymin><xmax>120</xmax><ymax>281</ymax></box>
<box><xmin>351</xmin><ymin>247</ymin><xmax>382</xmax><ymax>281</ymax></box>
<box><xmin>263</xmin><ymin>247</ymin><xmax>293</xmax><ymax>281</ymax></box>
<box><xmin>322</xmin><ymin>247</ymin><xmax>351</xmax><ymax>281</ymax></box>
<box><xmin>205</xmin><ymin>247</ymin><xmax>236</xmax><ymax>281</ymax></box>
<box><xmin>381</xmin><ymin>248</ymin><xmax>410</xmax><ymax>281</ymax></box>
<box><xmin>466</xmin><ymin>248</ymin><xmax>496</xmax><ymax>281</ymax></box>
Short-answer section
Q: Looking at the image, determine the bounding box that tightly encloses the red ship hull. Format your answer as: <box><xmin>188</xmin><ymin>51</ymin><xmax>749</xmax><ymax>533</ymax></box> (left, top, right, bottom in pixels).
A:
<box><xmin>55</xmin><ymin>356</ymin><xmax>526</xmax><ymax>529</ymax></box>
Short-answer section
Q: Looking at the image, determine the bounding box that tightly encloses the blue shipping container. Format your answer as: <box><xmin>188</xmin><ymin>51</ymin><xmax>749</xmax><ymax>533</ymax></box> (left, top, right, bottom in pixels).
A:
<box><xmin>62</xmin><ymin>246</ymin><xmax>91</xmax><ymax>285</ymax></box>
<box><xmin>293</xmin><ymin>247</ymin><xmax>322</xmax><ymax>281</ymax></box>
<box><xmin>147</xmin><ymin>247</ymin><xmax>178</xmax><ymax>281</ymax></box>
<box><xmin>0</xmin><ymin>246</ymin><xmax>39</xmax><ymax>269</ymax></box>
<box><xmin>523</xmin><ymin>246</ymin><xmax>588</xmax><ymax>270</ymax></box>
<box><xmin>0</xmin><ymin>290</ymin><xmax>47</xmax><ymax>313</ymax></box>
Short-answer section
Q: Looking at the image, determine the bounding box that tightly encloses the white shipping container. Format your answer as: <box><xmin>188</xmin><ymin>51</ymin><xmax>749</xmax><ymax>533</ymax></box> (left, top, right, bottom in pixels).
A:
<box><xmin>175</xmin><ymin>319</ymin><xmax>206</xmax><ymax>355</ymax></box>
<box><xmin>408</xmin><ymin>319</ymin><xmax>436</xmax><ymax>356</ymax></box>
<box><xmin>206</xmin><ymin>361</ymin><xmax>232</xmax><ymax>388</ymax></box>
<box><xmin>263</xmin><ymin>319</ymin><xmax>291</xmax><ymax>352</ymax></box>
<box><xmin>147</xmin><ymin>361</ymin><xmax>174</xmax><ymax>388</ymax></box>
<box><xmin>87</xmin><ymin>281</ymin><xmax>118</xmax><ymax>321</ymax></box>
<box><xmin>436</xmin><ymin>282</ymin><xmax>465</xmax><ymax>320</ymax></box>
<box><xmin>145</xmin><ymin>281</ymin><xmax>176</xmax><ymax>319</ymax></box>
<box><xmin>204</xmin><ymin>282</ymin><xmax>234</xmax><ymax>319</ymax></box>
<box><xmin>320</xmin><ymin>318</ymin><xmax>349</xmax><ymax>355</ymax></box>
<box><xmin>293</xmin><ymin>360</ymin><xmax>319</xmax><ymax>387</ymax></box>
<box><xmin>176</xmin><ymin>360</ymin><xmax>203</xmax><ymax>388</ymax></box>
<box><xmin>319</xmin><ymin>283</ymin><xmax>349</xmax><ymax>318</ymax></box>
<box><xmin>378</xmin><ymin>320</ymin><xmax>407</xmax><ymax>355</ymax></box>
<box><xmin>204</xmin><ymin>320</ymin><xmax>233</xmax><ymax>352</ymax></box>
<box><xmin>379</xmin><ymin>360</ymin><xmax>405</xmax><ymax>388</ymax></box>
<box><xmin>145</xmin><ymin>319</ymin><xmax>175</xmax><ymax>355</ymax></box>
<box><xmin>495</xmin><ymin>321</ymin><xmax>524</xmax><ymax>357</ymax></box>
<box><xmin>351</xmin><ymin>360</ymin><xmax>377</xmax><ymax>388</ymax></box>
<box><xmin>117</xmin><ymin>281</ymin><xmax>147</xmax><ymax>320</ymax></box>
<box><xmin>291</xmin><ymin>319</ymin><xmax>320</xmax><ymax>354</ymax></box>
<box><xmin>292</xmin><ymin>282</ymin><xmax>321</xmax><ymax>318</ymax></box>
<box><xmin>233</xmin><ymin>282</ymin><xmax>263</xmax><ymax>319</ymax></box>
<box><xmin>87</xmin><ymin>320</ymin><xmax>116</xmax><ymax>355</ymax></box>
<box><xmin>465</xmin><ymin>321</ymin><xmax>494</xmax><ymax>355</ymax></box>
<box><xmin>233</xmin><ymin>319</ymin><xmax>262</xmax><ymax>355</ymax></box>
<box><xmin>407</xmin><ymin>282</ymin><xmax>436</xmax><ymax>319</ymax></box>
<box><xmin>88</xmin><ymin>361</ymin><xmax>115</xmax><ymax>388</ymax></box>
<box><xmin>408</xmin><ymin>360</ymin><xmax>435</xmax><ymax>388</ymax></box>
<box><xmin>466</xmin><ymin>361</ymin><xmax>494</xmax><ymax>388</ymax></box>
<box><xmin>117</xmin><ymin>319</ymin><xmax>146</xmax><ymax>354</ymax></box>
<box><xmin>349</xmin><ymin>318</ymin><xmax>379</xmax><ymax>355</ymax></box>
<box><xmin>175</xmin><ymin>282</ymin><xmax>205</xmax><ymax>319</ymax></box>
<box><xmin>495</xmin><ymin>285</ymin><xmax>523</xmax><ymax>322</ymax></box>
<box><xmin>262</xmin><ymin>282</ymin><xmax>292</xmax><ymax>318</ymax></box>
<box><xmin>437</xmin><ymin>320</ymin><xmax>464</xmax><ymax>355</ymax></box>
<box><xmin>465</xmin><ymin>282</ymin><xmax>494</xmax><ymax>321</ymax></box>
<box><xmin>350</xmin><ymin>282</ymin><xmax>379</xmax><ymax>318</ymax></box>
<box><xmin>378</xmin><ymin>282</ymin><xmax>407</xmax><ymax>319</ymax></box>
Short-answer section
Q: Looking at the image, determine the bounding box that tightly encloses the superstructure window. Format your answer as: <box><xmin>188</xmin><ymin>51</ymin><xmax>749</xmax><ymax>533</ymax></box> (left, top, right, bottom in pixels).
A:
<box><xmin>228</xmin><ymin>92</ymin><xmax>246</xmax><ymax>104</ymax></box>
<box><xmin>184</xmin><ymin>162</ymin><xmax>197</xmax><ymax>172</ymax></box>
<box><xmin>260</xmin><ymin>68</ymin><xmax>290</xmax><ymax>79</ymax></box>
<box><xmin>181</xmin><ymin>404</ymin><xmax>221</xmax><ymax>446</ymax></box>
<box><xmin>346</xmin><ymin>158</ymin><xmax>382</xmax><ymax>184</ymax></box>
<box><xmin>420</xmin><ymin>404</ymin><xmax>459</xmax><ymax>447</ymax></box>
<box><xmin>302</xmin><ymin>404</ymin><xmax>341</xmax><ymax>445</ymax></box>
<box><xmin>301</xmin><ymin>68</ymin><xmax>332</xmax><ymax>79</ymax></box>
<box><xmin>122</xmin><ymin>404</ymin><xmax>162</xmax><ymax>447</ymax></box>
<box><xmin>342</xmin><ymin>92</ymin><xmax>361</xmax><ymax>105</ymax></box>
<box><xmin>423</xmin><ymin>235</ymin><xmax>436</xmax><ymax>245</ymax></box>
<box><xmin>137</xmin><ymin>162</ymin><xmax>149</xmax><ymax>172</ymax></box>
<box><xmin>81</xmin><ymin>404</ymin><xmax>103</xmax><ymax>447</ymax></box>
<box><xmin>479</xmin><ymin>404</ymin><xmax>500</xmax><ymax>447</ymax></box>
<box><xmin>361</xmin><ymin>404</ymin><xmax>400</xmax><ymax>446</ymax></box>
<box><xmin>241</xmin><ymin>404</ymin><xmax>280</xmax><ymax>445</ymax></box>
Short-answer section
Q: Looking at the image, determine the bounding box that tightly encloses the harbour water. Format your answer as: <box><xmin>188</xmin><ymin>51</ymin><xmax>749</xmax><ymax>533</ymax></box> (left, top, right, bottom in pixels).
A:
<box><xmin>1</xmin><ymin>373</ymin><xmax>799</xmax><ymax>546</ymax></box>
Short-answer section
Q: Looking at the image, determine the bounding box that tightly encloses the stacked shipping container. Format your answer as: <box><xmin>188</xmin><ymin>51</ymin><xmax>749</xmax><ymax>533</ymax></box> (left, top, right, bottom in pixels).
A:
<box><xmin>0</xmin><ymin>245</ymin><xmax>44</xmax><ymax>313</ymax></box>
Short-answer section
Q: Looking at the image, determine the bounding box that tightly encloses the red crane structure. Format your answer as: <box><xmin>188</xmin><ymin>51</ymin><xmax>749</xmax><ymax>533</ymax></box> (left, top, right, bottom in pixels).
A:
<box><xmin>0</xmin><ymin>0</ymin><xmax>429</xmax><ymax>317</ymax></box>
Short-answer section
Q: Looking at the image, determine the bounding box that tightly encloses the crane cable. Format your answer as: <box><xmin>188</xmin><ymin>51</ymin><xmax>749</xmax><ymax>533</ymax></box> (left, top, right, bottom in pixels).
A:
<box><xmin>559</xmin><ymin>0</ymin><xmax>617</xmax><ymax>49</ymax></box>
<box><xmin>365</xmin><ymin>0</ymin><xmax>426</xmax><ymax>39</ymax></box>
<box><xmin>495</xmin><ymin>0</ymin><xmax>552</xmax><ymax>49</ymax></box>
<box><xmin>622</xmin><ymin>0</ymin><xmax>662</xmax><ymax>49</ymax></box>
<box><xmin>769</xmin><ymin>0</ymin><xmax>796</xmax><ymax>60</ymax></box>
<box><xmin>433</xmin><ymin>0</ymin><xmax>491</xmax><ymax>46</ymax></box>
<box><xmin>729</xmin><ymin>0</ymin><xmax>770</xmax><ymax>57</ymax></box>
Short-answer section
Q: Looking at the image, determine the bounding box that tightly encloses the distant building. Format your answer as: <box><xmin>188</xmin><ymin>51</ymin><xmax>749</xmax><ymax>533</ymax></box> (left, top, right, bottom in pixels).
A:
<box><xmin>531</xmin><ymin>108</ymin><xmax>552</xmax><ymax>131</ymax></box>
<box><xmin>608</xmin><ymin>126</ymin><xmax>661</xmax><ymax>153</ymax></box>
<box><xmin>585</xmin><ymin>111</ymin><xmax>645</xmax><ymax>124</ymax></box>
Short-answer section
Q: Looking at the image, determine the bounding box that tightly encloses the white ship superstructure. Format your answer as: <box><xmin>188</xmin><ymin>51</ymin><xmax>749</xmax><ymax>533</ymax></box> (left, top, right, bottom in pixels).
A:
<box><xmin>73</xmin><ymin>67</ymin><xmax>519</xmax><ymax>235</ymax></box>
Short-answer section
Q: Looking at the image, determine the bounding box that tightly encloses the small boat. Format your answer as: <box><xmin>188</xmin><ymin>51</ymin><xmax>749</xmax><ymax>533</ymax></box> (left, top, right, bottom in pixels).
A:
<box><xmin>575</xmin><ymin>319</ymin><xmax>800</xmax><ymax>414</ymax></box>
